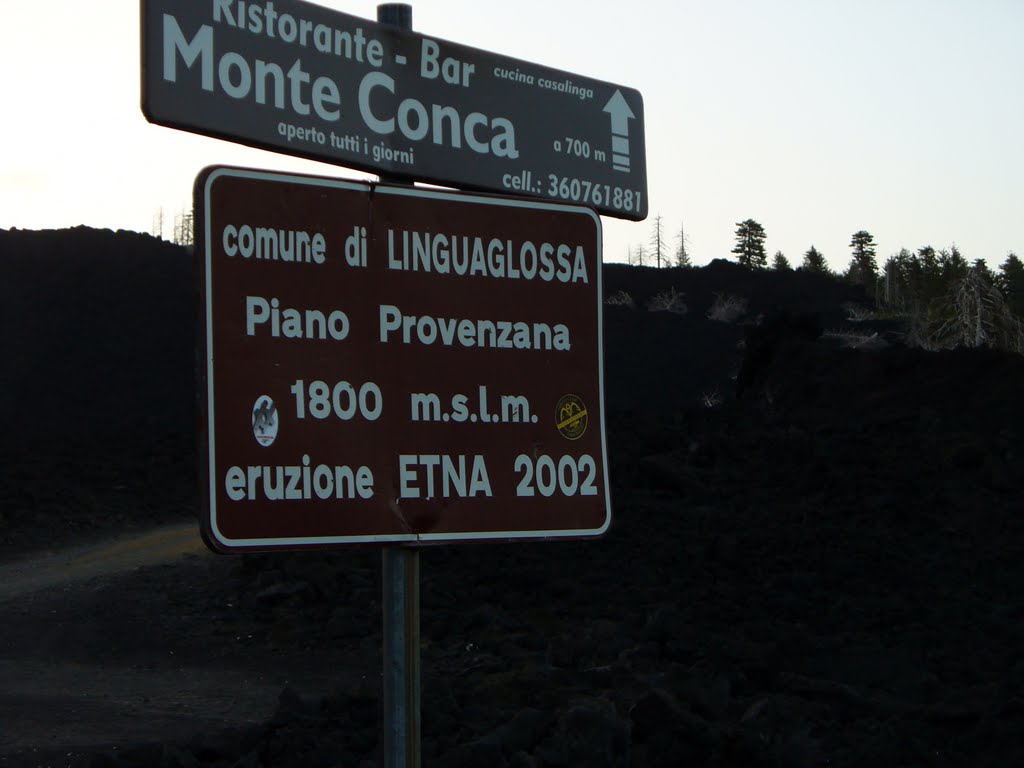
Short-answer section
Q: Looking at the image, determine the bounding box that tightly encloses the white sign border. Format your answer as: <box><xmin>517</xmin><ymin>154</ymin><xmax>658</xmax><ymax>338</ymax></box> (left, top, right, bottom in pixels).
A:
<box><xmin>201</xmin><ymin>166</ymin><xmax>610</xmax><ymax>550</ymax></box>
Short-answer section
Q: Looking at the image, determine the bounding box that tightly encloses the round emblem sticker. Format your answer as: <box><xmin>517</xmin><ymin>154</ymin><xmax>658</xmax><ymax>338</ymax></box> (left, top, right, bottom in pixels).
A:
<box><xmin>252</xmin><ymin>395</ymin><xmax>279</xmax><ymax>447</ymax></box>
<box><xmin>556</xmin><ymin>394</ymin><xmax>588</xmax><ymax>440</ymax></box>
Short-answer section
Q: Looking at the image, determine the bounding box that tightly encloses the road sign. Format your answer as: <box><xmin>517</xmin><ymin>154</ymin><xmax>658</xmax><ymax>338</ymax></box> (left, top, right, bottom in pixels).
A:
<box><xmin>142</xmin><ymin>0</ymin><xmax>646</xmax><ymax>221</ymax></box>
<box><xmin>196</xmin><ymin>166</ymin><xmax>611</xmax><ymax>551</ymax></box>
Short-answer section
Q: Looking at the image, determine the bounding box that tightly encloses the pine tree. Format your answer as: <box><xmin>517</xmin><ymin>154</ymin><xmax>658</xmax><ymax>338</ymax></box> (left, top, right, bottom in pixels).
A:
<box><xmin>972</xmin><ymin>258</ymin><xmax>996</xmax><ymax>285</ymax></box>
<box><xmin>772</xmin><ymin>251</ymin><xmax>791</xmax><ymax>271</ymax></box>
<box><xmin>972</xmin><ymin>258</ymin><xmax>993</xmax><ymax>275</ymax></box>
<box><xmin>675</xmin><ymin>221</ymin><xmax>692</xmax><ymax>268</ymax></box>
<box><xmin>801</xmin><ymin>245</ymin><xmax>828</xmax><ymax>273</ymax></box>
<box><xmin>939</xmin><ymin>246</ymin><xmax>969</xmax><ymax>283</ymax></box>
<box><xmin>917</xmin><ymin>246</ymin><xmax>944</xmax><ymax>303</ymax></box>
<box><xmin>732</xmin><ymin>219</ymin><xmax>767</xmax><ymax>269</ymax></box>
<box><xmin>999</xmin><ymin>252</ymin><xmax>1024</xmax><ymax>316</ymax></box>
<box><xmin>883</xmin><ymin>250</ymin><xmax>915</xmax><ymax>307</ymax></box>
<box><xmin>847</xmin><ymin>230</ymin><xmax>878</xmax><ymax>286</ymax></box>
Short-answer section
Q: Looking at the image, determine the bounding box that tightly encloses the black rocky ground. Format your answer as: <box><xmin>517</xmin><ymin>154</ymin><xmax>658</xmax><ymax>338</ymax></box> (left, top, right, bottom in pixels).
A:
<box><xmin>2</xmin><ymin>227</ymin><xmax>1023</xmax><ymax>767</ymax></box>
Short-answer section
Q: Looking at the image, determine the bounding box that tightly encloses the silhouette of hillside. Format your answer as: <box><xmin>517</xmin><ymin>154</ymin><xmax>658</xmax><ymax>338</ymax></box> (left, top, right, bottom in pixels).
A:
<box><xmin>2</xmin><ymin>226</ymin><xmax>1023</xmax><ymax>767</ymax></box>
<box><xmin>0</xmin><ymin>226</ymin><xmax>193</xmax><ymax>451</ymax></box>
<box><xmin>0</xmin><ymin>227</ymin><xmax>868</xmax><ymax>498</ymax></box>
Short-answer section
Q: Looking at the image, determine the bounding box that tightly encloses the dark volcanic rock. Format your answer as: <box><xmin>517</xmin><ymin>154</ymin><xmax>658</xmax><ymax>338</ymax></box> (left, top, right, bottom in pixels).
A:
<box><xmin>0</xmin><ymin>226</ymin><xmax>194</xmax><ymax>453</ymax></box>
<box><xmin>3</xmin><ymin>228</ymin><xmax>1024</xmax><ymax>768</ymax></box>
<box><xmin>0</xmin><ymin>226</ymin><xmax>196</xmax><ymax>550</ymax></box>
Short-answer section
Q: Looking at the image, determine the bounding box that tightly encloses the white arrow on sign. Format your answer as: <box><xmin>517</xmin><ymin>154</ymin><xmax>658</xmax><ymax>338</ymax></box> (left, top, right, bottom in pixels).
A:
<box><xmin>603</xmin><ymin>90</ymin><xmax>636</xmax><ymax>173</ymax></box>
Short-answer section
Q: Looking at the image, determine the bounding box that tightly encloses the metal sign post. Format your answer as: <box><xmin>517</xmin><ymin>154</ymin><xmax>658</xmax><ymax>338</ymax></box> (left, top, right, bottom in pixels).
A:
<box><xmin>177</xmin><ymin>2</ymin><xmax>623</xmax><ymax>765</ymax></box>
<box><xmin>378</xmin><ymin>7</ymin><xmax>419</xmax><ymax>767</ymax></box>
<box><xmin>195</xmin><ymin>164</ymin><xmax>609</xmax><ymax>766</ymax></box>
<box><xmin>382</xmin><ymin>530</ymin><xmax>420</xmax><ymax>768</ymax></box>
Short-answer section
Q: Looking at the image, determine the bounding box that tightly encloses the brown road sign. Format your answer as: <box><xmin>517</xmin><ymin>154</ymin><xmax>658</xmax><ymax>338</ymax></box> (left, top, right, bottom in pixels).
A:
<box><xmin>142</xmin><ymin>0</ymin><xmax>646</xmax><ymax>220</ymax></box>
<box><xmin>195</xmin><ymin>166</ymin><xmax>610</xmax><ymax>551</ymax></box>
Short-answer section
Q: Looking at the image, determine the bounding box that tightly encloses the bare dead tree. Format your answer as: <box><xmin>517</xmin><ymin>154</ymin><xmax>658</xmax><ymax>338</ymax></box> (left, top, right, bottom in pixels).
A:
<box><xmin>650</xmin><ymin>214</ymin><xmax>666</xmax><ymax>268</ymax></box>
<box><xmin>151</xmin><ymin>207</ymin><xmax>165</xmax><ymax>240</ymax></box>
<box><xmin>173</xmin><ymin>208</ymin><xmax>194</xmax><ymax>247</ymax></box>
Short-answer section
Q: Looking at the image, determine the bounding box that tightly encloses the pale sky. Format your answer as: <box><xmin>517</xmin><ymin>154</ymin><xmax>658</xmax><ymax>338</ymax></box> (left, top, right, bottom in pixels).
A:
<box><xmin>2</xmin><ymin>0</ymin><xmax>1022</xmax><ymax>272</ymax></box>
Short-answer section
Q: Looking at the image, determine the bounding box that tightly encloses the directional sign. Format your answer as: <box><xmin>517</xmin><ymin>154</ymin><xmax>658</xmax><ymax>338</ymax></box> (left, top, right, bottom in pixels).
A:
<box><xmin>142</xmin><ymin>0</ymin><xmax>647</xmax><ymax>220</ymax></box>
<box><xmin>196</xmin><ymin>166</ymin><xmax>611</xmax><ymax>551</ymax></box>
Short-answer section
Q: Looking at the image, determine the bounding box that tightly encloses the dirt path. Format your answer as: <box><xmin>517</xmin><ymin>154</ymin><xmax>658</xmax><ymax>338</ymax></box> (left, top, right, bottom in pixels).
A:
<box><xmin>0</xmin><ymin>523</ymin><xmax>206</xmax><ymax>603</ymax></box>
<box><xmin>0</xmin><ymin>659</ymin><xmax>285</xmax><ymax>753</ymax></box>
<box><xmin>0</xmin><ymin>524</ymin><xmax>354</xmax><ymax>766</ymax></box>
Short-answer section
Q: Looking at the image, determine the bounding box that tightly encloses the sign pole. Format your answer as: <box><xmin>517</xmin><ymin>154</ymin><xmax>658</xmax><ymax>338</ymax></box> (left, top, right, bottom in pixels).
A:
<box><xmin>377</xmin><ymin>8</ymin><xmax>420</xmax><ymax>768</ymax></box>
<box><xmin>382</xmin><ymin>539</ymin><xmax>420</xmax><ymax>768</ymax></box>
